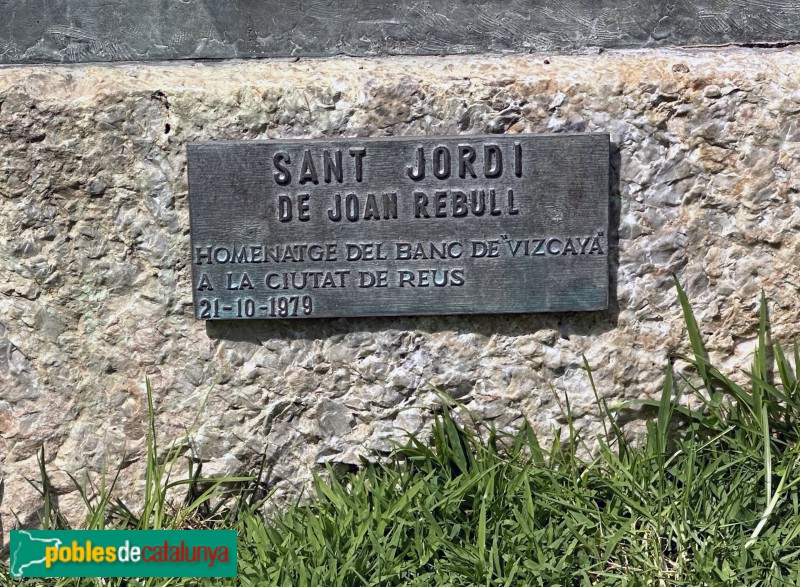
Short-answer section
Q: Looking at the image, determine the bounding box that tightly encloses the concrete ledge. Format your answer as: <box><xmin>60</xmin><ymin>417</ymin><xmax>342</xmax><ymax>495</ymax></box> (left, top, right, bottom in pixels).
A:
<box><xmin>2</xmin><ymin>0</ymin><xmax>800</xmax><ymax>63</ymax></box>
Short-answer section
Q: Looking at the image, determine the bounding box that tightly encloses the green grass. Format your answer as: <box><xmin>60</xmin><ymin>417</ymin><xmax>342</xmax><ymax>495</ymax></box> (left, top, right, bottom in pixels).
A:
<box><xmin>5</xmin><ymin>278</ymin><xmax>800</xmax><ymax>586</ymax></box>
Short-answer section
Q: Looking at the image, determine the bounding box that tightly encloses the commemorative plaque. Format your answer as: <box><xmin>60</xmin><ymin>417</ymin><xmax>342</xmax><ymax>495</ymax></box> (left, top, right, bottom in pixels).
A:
<box><xmin>187</xmin><ymin>134</ymin><xmax>609</xmax><ymax>319</ymax></box>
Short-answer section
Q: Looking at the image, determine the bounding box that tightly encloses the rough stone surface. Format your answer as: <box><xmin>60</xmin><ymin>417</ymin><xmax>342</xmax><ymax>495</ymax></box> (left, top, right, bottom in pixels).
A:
<box><xmin>3</xmin><ymin>0</ymin><xmax>800</xmax><ymax>64</ymax></box>
<box><xmin>2</xmin><ymin>48</ymin><xmax>800</xmax><ymax>550</ymax></box>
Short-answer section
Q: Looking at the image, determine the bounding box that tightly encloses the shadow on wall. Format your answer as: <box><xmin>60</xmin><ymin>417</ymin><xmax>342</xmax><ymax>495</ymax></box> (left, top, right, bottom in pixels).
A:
<box><xmin>0</xmin><ymin>477</ymin><xmax>66</xmax><ymax>559</ymax></box>
<box><xmin>205</xmin><ymin>145</ymin><xmax>621</xmax><ymax>344</ymax></box>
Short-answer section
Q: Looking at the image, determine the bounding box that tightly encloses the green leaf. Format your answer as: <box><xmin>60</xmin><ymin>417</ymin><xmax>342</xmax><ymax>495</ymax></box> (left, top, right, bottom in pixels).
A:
<box><xmin>674</xmin><ymin>275</ymin><xmax>713</xmax><ymax>395</ymax></box>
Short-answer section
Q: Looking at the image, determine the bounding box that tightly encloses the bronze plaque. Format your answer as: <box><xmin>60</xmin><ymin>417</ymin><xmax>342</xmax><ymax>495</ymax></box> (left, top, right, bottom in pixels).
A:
<box><xmin>187</xmin><ymin>134</ymin><xmax>609</xmax><ymax>319</ymax></box>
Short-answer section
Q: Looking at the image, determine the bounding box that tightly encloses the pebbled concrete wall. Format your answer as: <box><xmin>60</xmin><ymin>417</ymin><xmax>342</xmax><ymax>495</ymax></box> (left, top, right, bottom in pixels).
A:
<box><xmin>2</xmin><ymin>48</ymin><xmax>800</xmax><ymax>547</ymax></box>
<box><xmin>2</xmin><ymin>0</ymin><xmax>800</xmax><ymax>64</ymax></box>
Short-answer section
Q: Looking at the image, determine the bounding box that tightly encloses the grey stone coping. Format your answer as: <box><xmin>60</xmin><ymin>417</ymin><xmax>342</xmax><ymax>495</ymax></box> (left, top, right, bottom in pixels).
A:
<box><xmin>1</xmin><ymin>0</ymin><xmax>799</xmax><ymax>64</ymax></box>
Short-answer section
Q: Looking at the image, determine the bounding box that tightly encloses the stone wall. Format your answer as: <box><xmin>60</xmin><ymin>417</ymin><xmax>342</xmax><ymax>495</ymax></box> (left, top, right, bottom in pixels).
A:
<box><xmin>2</xmin><ymin>48</ymin><xmax>800</xmax><ymax>548</ymax></box>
